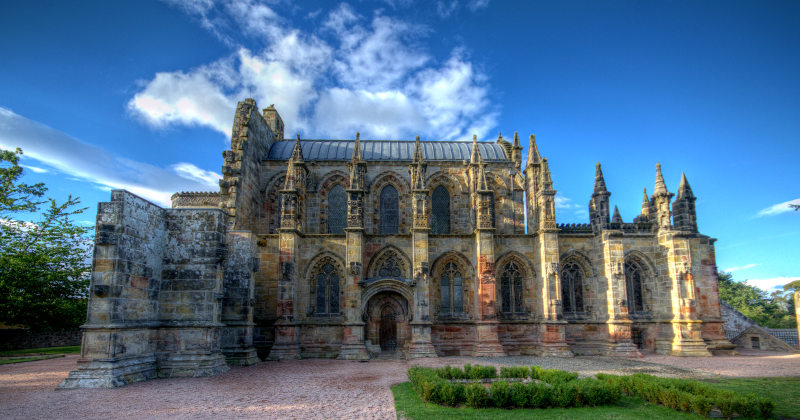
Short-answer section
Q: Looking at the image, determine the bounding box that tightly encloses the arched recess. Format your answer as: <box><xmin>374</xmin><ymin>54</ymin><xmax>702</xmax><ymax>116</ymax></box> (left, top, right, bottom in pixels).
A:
<box><xmin>263</xmin><ymin>171</ymin><xmax>287</xmax><ymax>234</ymax></box>
<box><xmin>494</xmin><ymin>252</ymin><xmax>535</xmax><ymax>316</ymax></box>
<box><xmin>623</xmin><ymin>250</ymin><xmax>657</xmax><ymax>317</ymax></box>
<box><xmin>368</xmin><ymin>172</ymin><xmax>410</xmax><ymax>235</ymax></box>
<box><xmin>317</xmin><ymin>170</ymin><xmax>349</xmax><ymax>234</ymax></box>
<box><xmin>366</xmin><ymin>245</ymin><xmax>412</xmax><ymax>280</ymax></box>
<box><xmin>559</xmin><ymin>251</ymin><xmax>593</xmax><ymax>317</ymax></box>
<box><xmin>304</xmin><ymin>252</ymin><xmax>346</xmax><ymax>317</ymax></box>
<box><xmin>430</xmin><ymin>251</ymin><xmax>474</xmax><ymax>318</ymax></box>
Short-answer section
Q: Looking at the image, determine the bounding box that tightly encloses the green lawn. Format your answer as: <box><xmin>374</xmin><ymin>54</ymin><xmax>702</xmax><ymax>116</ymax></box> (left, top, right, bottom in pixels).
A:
<box><xmin>701</xmin><ymin>377</ymin><xmax>800</xmax><ymax>419</ymax></box>
<box><xmin>393</xmin><ymin>377</ymin><xmax>800</xmax><ymax>419</ymax></box>
<box><xmin>0</xmin><ymin>355</ymin><xmax>64</xmax><ymax>365</ymax></box>
<box><xmin>0</xmin><ymin>345</ymin><xmax>80</xmax><ymax>357</ymax></box>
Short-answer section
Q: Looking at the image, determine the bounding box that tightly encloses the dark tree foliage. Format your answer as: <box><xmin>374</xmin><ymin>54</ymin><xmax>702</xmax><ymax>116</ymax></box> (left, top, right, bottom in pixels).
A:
<box><xmin>0</xmin><ymin>148</ymin><xmax>91</xmax><ymax>331</ymax></box>
<box><xmin>718</xmin><ymin>272</ymin><xmax>796</xmax><ymax>329</ymax></box>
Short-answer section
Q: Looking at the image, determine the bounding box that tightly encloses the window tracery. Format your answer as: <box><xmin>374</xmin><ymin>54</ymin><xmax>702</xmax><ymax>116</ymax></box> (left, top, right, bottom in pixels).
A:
<box><xmin>439</xmin><ymin>262</ymin><xmax>463</xmax><ymax>314</ymax></box>
<box><xmin>315</xmin><ymin>262</ymin><xmax>340</xmax><ymax>315</ymax></box>
<box><xmin>560</xmin><ymin>261</ymin><xmax>585</xmax><ymax>314</ymax></box>
<box><xmin>500</xmin><ymin>260</ymin><xmax>524</xmax><ymax>313</ymax></box>
<box><xmin>624</xmin><ymin>258</ymin><xmax>646</xmax><ymax>314</ymax></box>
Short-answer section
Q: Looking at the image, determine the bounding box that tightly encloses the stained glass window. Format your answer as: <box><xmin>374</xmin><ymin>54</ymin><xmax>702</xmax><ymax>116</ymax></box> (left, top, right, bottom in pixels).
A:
<box><xmin>560</xmin><ymin>261</ymin><xmax>584</xmax><ymax>314</ymax></box>
<box><xmin>440</xmin><ymin>262</ymin><xmax>463</xmax><ymax>315</ymax></box>
<box><xmin>431</xmin><ymin>186</ymin><xmax>450</xmax><ymax>234</ymax></box>
<box><xmin>624</xmin><ymin>259</ymin><xmax>645</xmax><ymax>313</ymax></box>
<box><xmin>501</xmin><ymin>261</ymin><xmax>524</xmax><ymax>313</ymax></box>
<box><xmin>380</xmin><ymin>185</ymin><xmax>399</xmax><ymax>234</ymax></box>
<box><xmin>328</xmin><ymin>184</ymin><xmax>347</xmax><ymax>234</ymax></box>
<box><xmin>315</xmin><ymin>263</ymin><xmax>339</xmax><ymax>315</ymax></box>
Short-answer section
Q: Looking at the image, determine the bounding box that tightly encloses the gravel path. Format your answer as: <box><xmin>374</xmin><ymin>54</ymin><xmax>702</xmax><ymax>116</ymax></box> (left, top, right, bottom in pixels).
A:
<box><xmin>1</xmin><ymin>350</ymin><xmax>798</xmax><ymax>420</ymax></box>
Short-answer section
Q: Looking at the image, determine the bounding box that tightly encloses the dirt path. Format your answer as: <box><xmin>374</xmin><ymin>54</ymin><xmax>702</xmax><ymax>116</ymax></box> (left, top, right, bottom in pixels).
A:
<box><xmin>1</xmin><ymin>351</ymin><xmax>798</xmax><ymax>419</ymax></box>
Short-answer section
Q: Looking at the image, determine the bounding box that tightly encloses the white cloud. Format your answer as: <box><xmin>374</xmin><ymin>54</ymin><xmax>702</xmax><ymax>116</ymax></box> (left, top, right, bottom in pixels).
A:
<box><xmin>757</xmin><ymin>198</ymin><xmax>800</xmax><ymax>217</ymax></box>
<box><xmin>21</xmin><ymin>164</ymin><xmax>49</xmax><ymax>174</ymax></box>
<box><xmin>436</xmin><ymin>1</ymin><xmax>458</xmax><ymax>18</ymax></box>
<box><xmin>744</xmin><ymin>276</ymin><xmax>800</xmax><ymax>291</ymax></box>
<box><xmin>555</xmin><ymin>196</ymin><xmax>579</xmax><ymax>209</ymax></box>
<box><xmin>466</xmin><ymin>0</ymin><xmax>491</xmax><ymax>11</ymax></box>
<box><xmin>724</xmin><ymin>263</ymin><xmax>757</xmax><ymax>273</ymax></box>
<box><xmin>129</xmin><ymin>2</ymin><xmax>498</xmax><ymax>141</ymax></box>
<box><xmin>0</xmin><ymin>107</ymin><xmax>220</xmax><ymax>207</ymax></box>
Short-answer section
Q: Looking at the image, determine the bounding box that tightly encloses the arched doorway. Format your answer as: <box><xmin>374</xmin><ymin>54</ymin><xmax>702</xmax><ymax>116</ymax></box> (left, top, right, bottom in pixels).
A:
<box><xmin>380</xmin><ymin>306</ymin><xmax>398</xmax><ymax>351</ymax></box>
<box><xmin>365</xmin><ymin>291</ymin><xmax>410</xmax><ymax>356</ymax></box>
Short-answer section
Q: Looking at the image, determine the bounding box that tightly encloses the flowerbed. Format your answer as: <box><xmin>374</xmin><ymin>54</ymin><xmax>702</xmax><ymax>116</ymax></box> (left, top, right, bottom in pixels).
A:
<box><xmin>408</xmin><ymin>364</ymin><xmax>775</xmax><ymax>419</ymax></box>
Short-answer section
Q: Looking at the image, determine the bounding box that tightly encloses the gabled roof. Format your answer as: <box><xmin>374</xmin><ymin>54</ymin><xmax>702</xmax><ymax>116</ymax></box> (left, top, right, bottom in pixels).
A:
<box><xmin>266</xmin><ymin>140</ymin><xmax>509</xmax><ymax>162</ymax></box>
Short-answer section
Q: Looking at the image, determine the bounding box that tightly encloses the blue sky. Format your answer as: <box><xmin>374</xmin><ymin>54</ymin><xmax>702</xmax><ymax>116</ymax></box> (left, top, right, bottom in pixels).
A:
<box><xmin>0</xmin><ymin>0</ymin><xmax>798</xmax><ymax>291</ymax></box>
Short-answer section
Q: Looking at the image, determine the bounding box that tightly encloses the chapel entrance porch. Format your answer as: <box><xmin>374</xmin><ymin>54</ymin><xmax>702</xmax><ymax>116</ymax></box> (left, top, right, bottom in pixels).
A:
<box><xmin>365</xmin><ymin>291</ymin><xmax>410</xmax><ymax>358</ymax></box>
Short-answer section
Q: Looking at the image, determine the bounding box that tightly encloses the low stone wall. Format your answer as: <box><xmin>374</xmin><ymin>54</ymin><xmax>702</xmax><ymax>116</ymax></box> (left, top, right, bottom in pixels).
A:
<box><xmin>0</xmin><ymin>329</ymin><xmax>82</xmax><ymax>350</ymax></box>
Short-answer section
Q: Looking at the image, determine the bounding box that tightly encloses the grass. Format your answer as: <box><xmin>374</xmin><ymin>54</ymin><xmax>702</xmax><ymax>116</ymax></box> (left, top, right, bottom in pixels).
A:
<box><xmin>393</xmin><ymin>376</ymin><xmax>800</xmax><ymax>419</ymax></box>
<box><xmin>392</xmin><ymin>382</ymin><xmax>696</xmax><ymax>420</ymax></box>
<box><xmin>0</xmin><ymin>345</ymin><xmax>80</xmax><ymax>365</ymax></box>
<box><xmin>0</xmin><ymin>355</ymin><xmax>64</xmax><ymax>365</ymax></box>
<box><xmin>702</xmin><ymin>377</ymin><xmax>800</xmax><ymax>419</ymax></box>
<box><xmin>0</xmin><ymin>345</ymin><xmax>80</xmax><ymax>357</ymax></box>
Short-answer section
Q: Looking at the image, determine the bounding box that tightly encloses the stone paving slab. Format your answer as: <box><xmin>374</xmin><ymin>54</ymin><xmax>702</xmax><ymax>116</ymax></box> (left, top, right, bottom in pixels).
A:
<box><xmin>1</xmin><ymin>351</ymin><xmax>798</xmax><ymax>419</ymax></box>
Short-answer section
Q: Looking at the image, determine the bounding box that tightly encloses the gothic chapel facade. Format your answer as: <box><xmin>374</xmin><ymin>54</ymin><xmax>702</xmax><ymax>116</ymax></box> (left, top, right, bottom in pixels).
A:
<box><xmin>61</xmin><ymin>99</ymin><xmax>732</xmax><ymax>388</ymax></box>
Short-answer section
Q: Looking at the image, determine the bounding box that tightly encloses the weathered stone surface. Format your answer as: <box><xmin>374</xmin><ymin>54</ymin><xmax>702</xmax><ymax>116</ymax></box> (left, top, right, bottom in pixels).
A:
<box><xmin>65</xmin><ymin>100</ymin><xmax>732</xmax><ymax>387</ymax></box>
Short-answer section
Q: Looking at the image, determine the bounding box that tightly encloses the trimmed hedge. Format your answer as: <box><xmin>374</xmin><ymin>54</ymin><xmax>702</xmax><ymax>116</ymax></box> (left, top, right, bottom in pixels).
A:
<box><xmin>408</xmin><ymin>365</ymin><xmax>620</xmax><ymax>409</ymax></box>
<box><xmin>596</xmin><ymin>373</ymin><xmax>775</xmax><ymax>419</ymax></box>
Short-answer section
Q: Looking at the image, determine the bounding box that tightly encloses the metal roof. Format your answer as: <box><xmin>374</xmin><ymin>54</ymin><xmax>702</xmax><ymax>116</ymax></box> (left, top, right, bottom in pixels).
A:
<box><xmin>266</xmin><ymin>140</ymin><xmax>509</xmax><ymax>162</ymax></box>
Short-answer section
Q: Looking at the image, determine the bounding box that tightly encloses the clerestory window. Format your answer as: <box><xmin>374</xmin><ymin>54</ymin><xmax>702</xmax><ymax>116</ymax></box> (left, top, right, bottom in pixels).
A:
<box><xmin>624</xmin><ymin>259</ymin><xmax>646</xmax><ymax>314</ymax></box>
<box><xmin>327</xmin><ymin>184</ymin><xmax>347</xmax><ymax>234</ymax></box>
<box><xmin>431</xmin><ymin>186</ymin><xmax>450</xmax><ymax>234</ymax></box>
<box><xmin>380</xmin><ymin>185</ymin><xmax>399</xmax><ymax>234</ymax></box>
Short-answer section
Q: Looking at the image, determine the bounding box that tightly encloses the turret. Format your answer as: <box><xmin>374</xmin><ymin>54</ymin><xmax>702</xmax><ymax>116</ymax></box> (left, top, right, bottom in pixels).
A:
<box><xmin>589</xmin><ymin>163</ymin><xmax>611</xmax><ymax>232</ymax></box>
<box><xmin>280</xmin><ymin>135</ymin><xmax>306</xmax><ymax>231</ymax></box>
<box><xmin>611</xmin><ymin>205</ymin><xmax>623</xmax><ymax>225</ymax></box>
<box><xmin>634</xmin><ymin>188</ymin><xmax>651</xmax><ymax>223</ymax></box>
<box><xmin>511</xmin><ymin>132</ymin><xmax>523</xmax><ymax>168</ymax></box>
<box><xmin>537</xmin><ymin>158</ymin><xmax>557</xmax><ymax>231</ymax></box>
<box><xmin>672</xmin><ymin>172</ymin><xmax>698</xmax><ymax>232</ymax></box>
<box><xmin>262</xmin><ymin>104</ymin><xmax>285</xmax><ymax>141</ymax></box>
<box><xmin>652</xmin><ymin>163</ymin><xmax>674</xmax><ymax>230</ymax></box>
<box><xmin>470</xmin><ymin>135</ymin><xmax>494</xmax><ymax>229</ymax></box>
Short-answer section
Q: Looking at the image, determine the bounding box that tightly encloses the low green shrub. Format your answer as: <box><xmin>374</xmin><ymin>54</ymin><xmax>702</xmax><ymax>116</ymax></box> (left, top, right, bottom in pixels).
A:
<box><xmin>439</xmin><ymin>381</ymin><xmax>465</xmax><ymax>407</ymax></box>
<box><xmin>532</xmin><ymin>366</ymin><xmax>579</xmax><ymax>383</ymax></box>
<box><xmin>465</xmin><ymin>383</ymin><xmax>489</xmax><ymax>408</ymax></box>
<box><xmin>758</xmin><ymin>398</ymin><xmax>775</xmax><ymax>419</ymax></box>
<box><xmin>500</xmin><ymin>366</ymin><xmax>530</xmax><ymax>379</ymax></box>
<box><xmin>528</xmin><ymin>381</ymin><xmax>551</xmax><ymax>408</ymax></box>
<box><xmin>490</xmin><ymin>380</ymin><xmax>511</xmax><ymax>408</ymax></box>
<box><xmin>509</xmin><ymin>382</ymin><xmax>529</xmax><ymax>408</ymax></box>
<box><xmin>692</xmin><ymin>395</ymin><xmax>713</xmax><ymax>418</ymax></box>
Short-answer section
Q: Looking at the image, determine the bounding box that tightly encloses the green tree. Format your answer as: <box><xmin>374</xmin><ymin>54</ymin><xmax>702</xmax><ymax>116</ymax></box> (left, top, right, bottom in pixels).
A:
<box><xmin>0</xmin><ymin>148</ymin><xmax>91</xmax><ymax>331</ymax></box>
<box><xmin>718</xmin><ymin>272</ymin><xmax>797</xmax><ymax>329</ymax></box>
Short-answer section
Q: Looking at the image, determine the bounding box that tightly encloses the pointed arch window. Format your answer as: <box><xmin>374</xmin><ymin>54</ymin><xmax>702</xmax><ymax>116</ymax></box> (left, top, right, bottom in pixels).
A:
<box><xmin>440</xmin><ymin>262</ymin><xmax>463</xmax><ymax>315</ymax></box>
<box><xmin>560</xmin><ymin>261</ymin><xmax>585</xmax><ymax>314</ymax></box>
<box><xmin>328</xmin><ymin>184</ymin><xmax>347</xmax><ymax>234</ymax></box>
<box><xmin>500</xmin><ymin>261</ymin><xmax>524</xmax><ymax>313</ymax></box>
<box><xmin>431</xmin><ymin>186</ymin><xmax>450</xmax><ymax>234</ymax></box>
<box><xmin>315</xmin><ymin>263</ymin><xmax>340</xmax><ymax>315</ymax></box>
<box><xmin>624</xmin><ymin>259</ymin><xmax>646</xmax><ymax>314</ymax></box>
<box><xmin>380</xmin><ymin>185</ymin><xmax>399</xmax><ymax>234</ymax></box>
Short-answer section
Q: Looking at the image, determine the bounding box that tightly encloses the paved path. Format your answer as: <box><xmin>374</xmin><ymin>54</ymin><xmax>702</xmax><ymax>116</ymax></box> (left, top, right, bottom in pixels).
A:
<box><xmin>1</xmin><ymin>350</ymin><xmax>798</xmax><ymax>420</ymax></box>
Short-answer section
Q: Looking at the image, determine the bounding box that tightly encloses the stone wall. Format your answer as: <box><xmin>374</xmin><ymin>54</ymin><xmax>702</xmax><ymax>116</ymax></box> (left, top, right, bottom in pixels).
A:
<box><xmin>0</xmin><ymin>329</ymin><xmax>82</xmax><ymax>350</ymax></box>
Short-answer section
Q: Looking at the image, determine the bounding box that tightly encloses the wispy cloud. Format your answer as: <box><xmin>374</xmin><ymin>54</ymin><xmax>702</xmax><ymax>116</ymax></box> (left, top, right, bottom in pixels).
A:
<box><xmin>131</xmin><ymin>1</ymin><xmax>498</xmax><ymax>141</ymax></box>
<box><xmin>757</xmin><ymin>198</ymin><xmax>800</xmax><ymax>217</ymax></box>
<box><xmin>744</xmin><ymin>276</ymin><xmax>800</xmax><ymax>291</ymax></box>
<box><xmin>21</xmin><ymin>164</ymin><xmax>49</xmax><ymax>174</ymax></box>
<box><xmin>724</xmin><ymin>263</ymin><xmax>757</xmax><ymax>273</ymax></box>
<box><xmin>0</xmin><ymin>107</ymin><xmax>220</xmax><ymax>207</ymax></box>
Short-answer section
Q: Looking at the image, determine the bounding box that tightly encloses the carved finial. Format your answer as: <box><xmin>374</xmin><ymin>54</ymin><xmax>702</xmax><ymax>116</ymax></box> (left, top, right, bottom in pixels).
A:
<box><xmin>470</xmin><ymin>134</ymin><xmax>482</xmax><ymax>164</ymax></box>
<box><xmin>676</xmin><ymin>172</ymin><xmax>694</xmax><ymax>200</ymax></box>
<box><xmin>654</xmin><ymin>162</ymin><xmax>668</xmax><ymax>195</ymax></box>
<box><xmin>413</xmin><ymin>135</ymin><xmax>423</xmax><ymax>162</ymax></box>
<box><xmin>513</xmin><ymin>131</ymin><xmax>520</xmax><ymax>147</ymax></box>
<box><xmin>541</xmin><ymin>158</ymin><xmax>553</xmax><ymax>190</ymax></box>
<box><xmin>612</xmin><ymin>205</ymin><xmax>623</xmax><ymax>224</ymax></box>
<box><xmin>526</xmin><ymin>134</ymin><xmax>541</xmax><ymax>166</ymax></box>
<box><xmin>593</xmin><ymin>162</ymin><xmax>608</xmax><ymax>195</ymax></box>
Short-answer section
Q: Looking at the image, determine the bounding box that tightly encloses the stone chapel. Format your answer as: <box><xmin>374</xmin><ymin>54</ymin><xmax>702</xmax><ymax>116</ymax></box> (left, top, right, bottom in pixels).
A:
<box><xmin>61</xmin><ymin>99</ymin><xmax>732</xmax><ymax>388</ymax></box>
